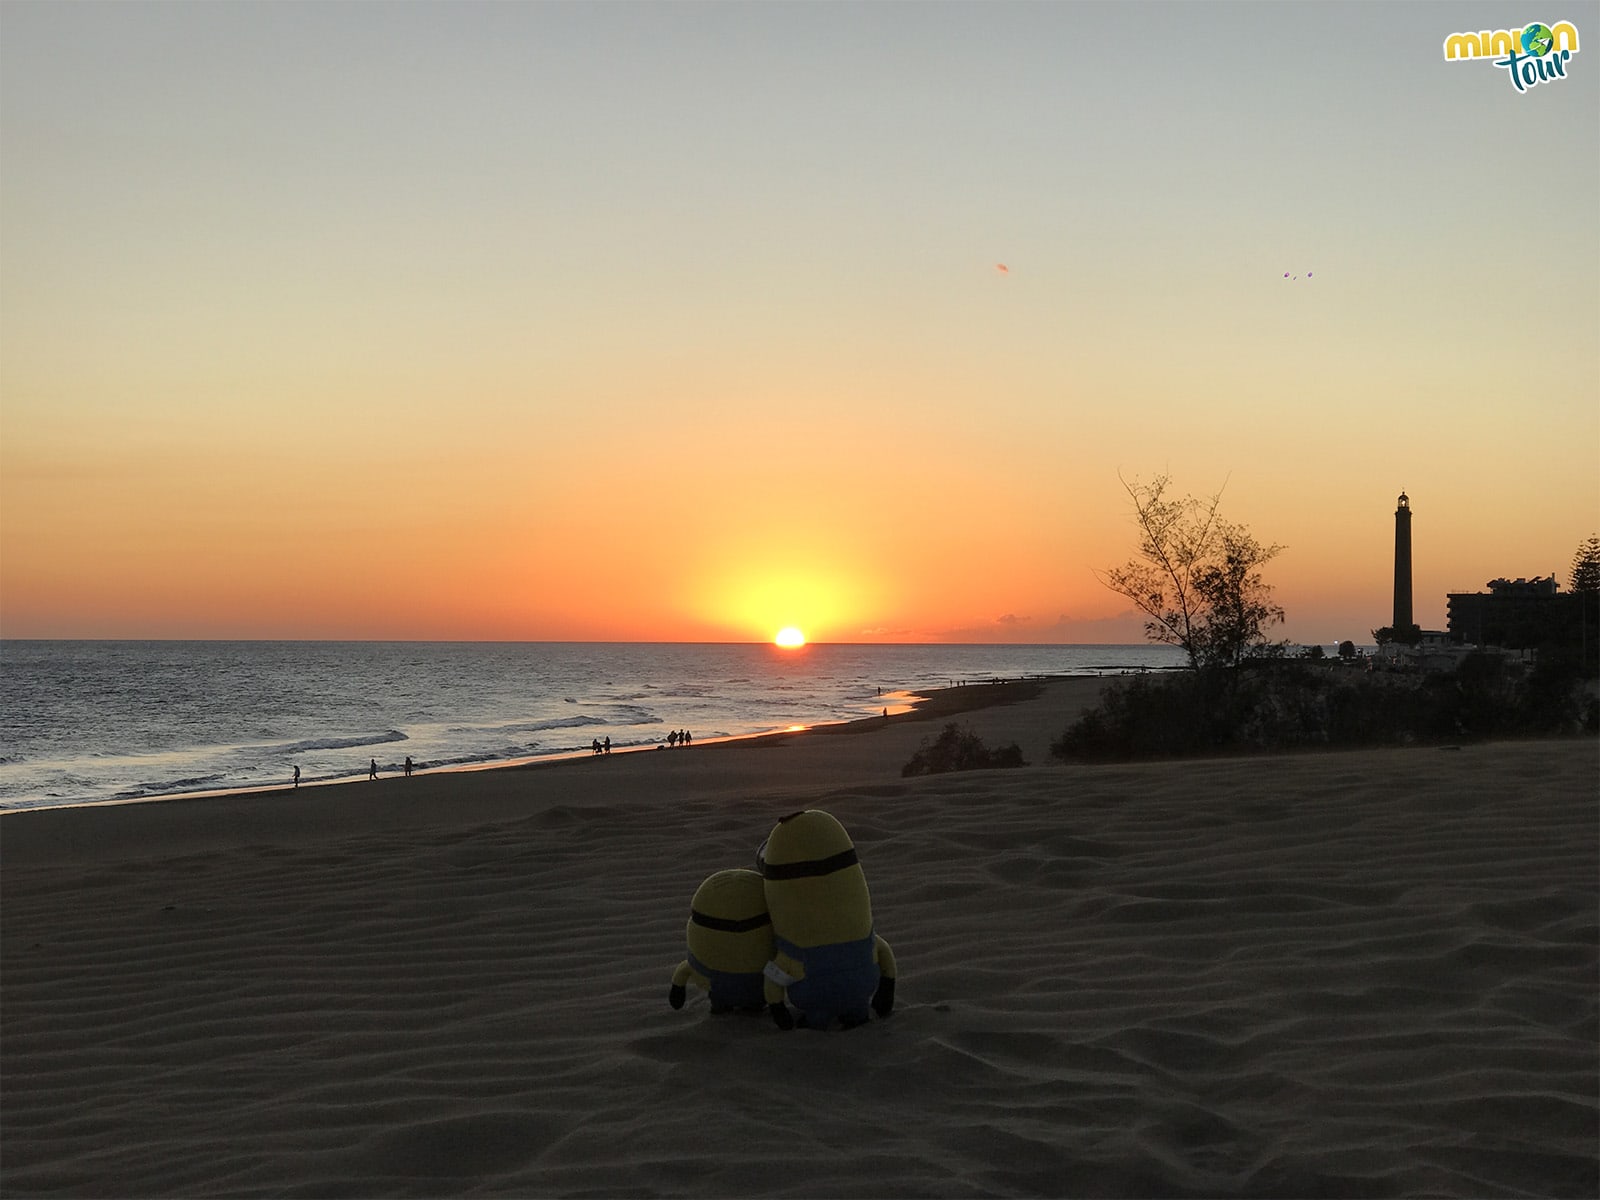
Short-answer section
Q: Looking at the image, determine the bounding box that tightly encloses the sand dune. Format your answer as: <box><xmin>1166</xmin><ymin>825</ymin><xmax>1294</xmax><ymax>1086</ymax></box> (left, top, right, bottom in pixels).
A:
<box><xmin>2</xmin><ymin>683</ymin><xmax>1595</xmax><ymax>1197</ymax></box>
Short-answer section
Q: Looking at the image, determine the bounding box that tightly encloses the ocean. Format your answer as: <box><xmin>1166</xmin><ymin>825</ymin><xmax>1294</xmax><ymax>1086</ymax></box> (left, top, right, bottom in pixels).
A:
<box><xmin>0</xmin><ymin>641</ymin><xmax>1186</xmax><ymax>811</ymax></box>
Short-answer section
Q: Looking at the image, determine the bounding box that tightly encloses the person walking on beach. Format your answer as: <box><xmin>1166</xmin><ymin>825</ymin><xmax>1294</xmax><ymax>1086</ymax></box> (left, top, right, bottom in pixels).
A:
<box><xmin>603</xmin><ymin>736</ymin><xmax>611</xmax><ymax>754</ymax></box>
<box><xmin>668</xmin><ymin>730</ymin><xmax>678</xmax><ymax>748</ymax></box>
<box><xmin>404</xmin><ymin>755</ymin><xmax>413</xmax><ymax>777</ymax></box>
<box><xmin>368</xmin><ymin>758</ymin><xmax>378</xmax><ymax>781</ymax></box>
<box><xmin>293</xmin><ymin>765</ymin><xmax>300</xmax><ymax>789</ymax></box>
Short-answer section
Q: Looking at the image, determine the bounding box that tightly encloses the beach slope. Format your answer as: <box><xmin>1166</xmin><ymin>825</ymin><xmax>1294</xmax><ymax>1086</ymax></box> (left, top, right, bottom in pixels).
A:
<box><xmin>3</xmin><ymin>682</ymin><xmax>1595</xmax><ymax>1197</ymax></box>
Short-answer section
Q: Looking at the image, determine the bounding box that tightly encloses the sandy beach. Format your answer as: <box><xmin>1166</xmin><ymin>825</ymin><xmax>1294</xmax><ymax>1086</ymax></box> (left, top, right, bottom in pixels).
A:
<box><xmin>2</xmin><ymin>679</ymin><xmax>1595</xmax><ymax>1198</ymax></box>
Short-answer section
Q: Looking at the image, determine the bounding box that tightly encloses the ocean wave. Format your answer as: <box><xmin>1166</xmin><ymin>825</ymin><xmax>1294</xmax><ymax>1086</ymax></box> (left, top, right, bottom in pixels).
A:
<box><xmin>447</xmin><ymin>718</ymin><xmax>593</xmax><ymax>737</ymax></box>
<box><xmin>448</xmin><ymin>710</ymin><xmax>662</xmax><ymax>737</ymax></box>
<box><xmin>115</xmin><ymin>772</ymin><xmax>230</xmax><ymax>799</ymax></box>
<box><xmin>269</xmin><ymin>730</ymin><xmax>410</xmax><ymax>755</ymax></box>
<box><xmin>486</xmin><ymin>715</ymin><xmax>608</xmax><ymax>735</ymax></box>
<box><xmin>604</xmin><ymin>705</ymin><xmax>662</xmax><ymax>726</ymax></box>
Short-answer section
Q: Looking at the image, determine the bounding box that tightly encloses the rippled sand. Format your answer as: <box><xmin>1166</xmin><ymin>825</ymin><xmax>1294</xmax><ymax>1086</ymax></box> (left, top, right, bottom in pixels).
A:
<box><xmin>3</xmin><ymin>684</ymin><xmax>1595</xmax><ymax>1197</ymax></box>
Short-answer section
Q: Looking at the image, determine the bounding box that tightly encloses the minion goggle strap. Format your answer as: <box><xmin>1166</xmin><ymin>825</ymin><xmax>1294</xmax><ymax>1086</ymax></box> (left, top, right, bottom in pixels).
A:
<box><xmin>690</xmin><ymin>909</ymin><xmax>773</xmax><ymax>933</ymax></box>
<box><xmin>756</xmin><ymin>845</ymin><xmax>860</xmax><ymax>880</ymax></box>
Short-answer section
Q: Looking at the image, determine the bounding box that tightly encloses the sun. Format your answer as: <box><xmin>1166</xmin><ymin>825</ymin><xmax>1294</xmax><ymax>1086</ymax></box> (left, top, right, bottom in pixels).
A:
<box><xmin>774</xmin><ymin>626</ymin><xmax>807</xmax><ymax>649</ymax></box>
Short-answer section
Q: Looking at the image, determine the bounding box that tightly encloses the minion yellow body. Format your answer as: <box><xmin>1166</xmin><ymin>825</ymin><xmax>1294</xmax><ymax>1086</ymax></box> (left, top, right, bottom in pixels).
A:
<box><xmin>758</xmin><ymin>809</ymin><xmax>896</xmax><ymax>1030</ymax></box>
<box><xmin>668</xmin><ymin>868</ymin><xmax>773</xmax><ymax>1014</ymax></box>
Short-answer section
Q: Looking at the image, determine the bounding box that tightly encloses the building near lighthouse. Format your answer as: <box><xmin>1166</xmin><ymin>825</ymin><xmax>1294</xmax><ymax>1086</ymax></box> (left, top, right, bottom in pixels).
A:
<box><xmin>1447</xmin><ymin>576</ymin><xmax>1582</xmax><ymax>651</ymax></box>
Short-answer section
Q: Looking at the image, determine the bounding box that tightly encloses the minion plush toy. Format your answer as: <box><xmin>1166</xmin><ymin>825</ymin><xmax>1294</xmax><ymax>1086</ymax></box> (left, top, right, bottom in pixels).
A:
<box><xmin>757</xmin><ymin>809</ymin><xmax>897</xmax><ymax>1030</ymax></box>
<box><xmin>668</xmin><ymin>868</ymin><xmax>773</xmax><ymax>1014</ymax></box>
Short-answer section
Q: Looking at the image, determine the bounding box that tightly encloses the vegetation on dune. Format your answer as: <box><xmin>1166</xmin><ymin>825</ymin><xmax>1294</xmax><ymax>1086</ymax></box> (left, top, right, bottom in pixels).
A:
<box><xmin>902</xmin><ymin>723</ymin><xmax>1026</xmax><ymax>777</ymax></box>
<box><xmin>1571</xmin><ymin>535</ymin><xmax>1600</xmax><ymax>683</ymax></box>
<box><xmin>1372</xmin><ymin>623</ymin><xmax>1423</xmax><ymax>647</ymax></box>
<box><xmin>1571</xmin><ymin>535</ymin><xmax>1600</xmax><ymax>595</ymax></box>
<box><xmin>1051</xmin><ymin>656</ymin><xmax>1594</xmax><ymax>762</ymax></box>
<box><xmin>1054</xmin><ymin>478</ymin><xmax>1598</xmax><ymax>762</ymax></box>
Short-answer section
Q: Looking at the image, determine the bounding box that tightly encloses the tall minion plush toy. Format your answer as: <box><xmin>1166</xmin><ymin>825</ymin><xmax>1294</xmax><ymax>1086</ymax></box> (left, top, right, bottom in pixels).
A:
<box><xmin>757</xmin><ymin>809</ymin><xmax>896</xmax><ymax>1030</ymax></box>
<box><xmin>668</xmin><ymin>868</ymin><xmax>773</xmax><ymax>1014</ymax></box>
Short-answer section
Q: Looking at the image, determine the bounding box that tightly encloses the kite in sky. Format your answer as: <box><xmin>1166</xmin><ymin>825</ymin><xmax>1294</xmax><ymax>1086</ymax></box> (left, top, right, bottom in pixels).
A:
<box><xmin>995</xmin><ymin>263</ymin><xmax>1009</xmax><ymax>274</ymax></box>
<box><xmin>1283</xmin><ymin>271</ymin><xmax>1314</xmax><ymax>280</ymax></box>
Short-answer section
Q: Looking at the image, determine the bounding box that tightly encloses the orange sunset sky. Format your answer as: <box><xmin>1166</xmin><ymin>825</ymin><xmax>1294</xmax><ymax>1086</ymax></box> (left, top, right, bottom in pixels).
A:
<box><xmin>2</xmin><ymin>2</ymin><xmax>1596</xmax><ymax>645</ymax></box>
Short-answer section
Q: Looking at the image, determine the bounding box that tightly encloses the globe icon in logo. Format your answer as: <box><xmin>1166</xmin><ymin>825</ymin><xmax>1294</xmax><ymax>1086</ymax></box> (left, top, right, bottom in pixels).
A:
<box><xmin>1522</xmin><ymin>22</ymin><xmax>1554</xmax><ymax>56</ymax></box>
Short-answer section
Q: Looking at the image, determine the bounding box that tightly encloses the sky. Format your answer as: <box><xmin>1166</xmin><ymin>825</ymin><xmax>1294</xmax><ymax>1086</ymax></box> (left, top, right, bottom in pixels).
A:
<box><xmin>2</xmin><ymin>1</ymin><xmax>1596</xmax><ymax>645</ymax></box>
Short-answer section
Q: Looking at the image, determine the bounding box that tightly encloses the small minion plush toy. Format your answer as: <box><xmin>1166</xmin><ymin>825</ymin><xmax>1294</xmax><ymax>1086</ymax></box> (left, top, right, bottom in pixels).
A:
<box><xmin>668</xmin><ymin>868</ymin><xmax>773</xmax><ymax>1014</ymax></box>
<box><xmin>757</xmin><ymin>809</ymin><xmax>896</xmax><ymax>1030</ymax></box>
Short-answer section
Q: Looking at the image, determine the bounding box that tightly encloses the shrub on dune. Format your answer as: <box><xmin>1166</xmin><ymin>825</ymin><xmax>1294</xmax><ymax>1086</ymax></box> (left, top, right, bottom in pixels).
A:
<box><xmin>902</xmin><ymin>723</ymin><xmax>1026</xmax><ymax>776</ymax></box>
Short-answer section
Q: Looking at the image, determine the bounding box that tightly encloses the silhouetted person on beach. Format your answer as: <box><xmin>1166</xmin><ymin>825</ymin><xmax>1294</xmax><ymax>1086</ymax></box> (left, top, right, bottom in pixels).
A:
<box><xmin>293</xmin><ymin>765</ymin><xmax>300</xmax><ymax>789</ymax></box>
<box><xmin>603</xmin><ymin>736</ymin><xmax>611</xmax><ymax>754</ymax></box>
<box><xmin>369</xmin><ymin>758</ymin><xmax>378</xmax><ymax>781</ymax></box>
<box><xmin>682</xmin><ymin>729</ymin><xmax>691</xmax><ymax>746</ymax></box>
<box><xmin>404</xmin><ymin>756</ymin><xmax>413</xmax><ymax>777</ymax></box>
<box><xmin>668</xmin><ymin>730</ymin><xmax>678</xmax><ymax>748</ymax></box>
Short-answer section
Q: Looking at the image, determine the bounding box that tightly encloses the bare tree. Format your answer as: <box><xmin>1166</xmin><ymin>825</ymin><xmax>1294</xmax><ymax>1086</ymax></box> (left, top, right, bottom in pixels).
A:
<box><xmin>1098</xmin><ymin>473</ymin><xmax>1285</xmax><ymax>671</ymax></box>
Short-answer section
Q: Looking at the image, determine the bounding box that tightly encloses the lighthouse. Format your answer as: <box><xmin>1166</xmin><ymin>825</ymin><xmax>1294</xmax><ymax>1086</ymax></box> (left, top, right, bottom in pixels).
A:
<box><xmin>1393</xmin><ymin>492</ymin><xmax>1413</xmax><ymax>631</ymax></box>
